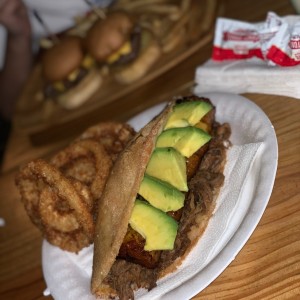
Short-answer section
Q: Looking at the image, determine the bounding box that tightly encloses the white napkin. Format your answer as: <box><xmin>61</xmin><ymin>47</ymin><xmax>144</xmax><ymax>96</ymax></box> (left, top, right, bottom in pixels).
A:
<box><xmin>194</xmin><ymin>58</ymin><xmax>300</xmax><ymax>99</ymax></box>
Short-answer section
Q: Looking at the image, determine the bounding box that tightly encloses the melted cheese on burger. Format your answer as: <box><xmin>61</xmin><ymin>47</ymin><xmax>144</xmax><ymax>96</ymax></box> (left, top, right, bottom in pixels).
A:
<box><xmin>106</xmin><ymin>41</ymin><xmax>132</xmax><ymax>64</ymax></box>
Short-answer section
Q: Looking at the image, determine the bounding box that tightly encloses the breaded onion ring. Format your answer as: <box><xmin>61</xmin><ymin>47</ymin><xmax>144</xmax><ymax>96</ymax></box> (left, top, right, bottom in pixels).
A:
<box><xmin>51</xmin><ymin>139</ymin><xmax>113</xmax><ymax>201</ymax></box>
<box><xmin>15</xmin><ymin>166</ymin><xmax>46</xmax><ymax>231</ymax></box>
<box><xmin>39</xmin><ymin>179</ymin><xmax>93</xmax><ymax>233</ymax></box>
<box><xmin>15</xmin><ymin>122</ymin><xmax>135</xmax><ymax>252</ymax></box>
<box><xmin>77</xmin><ymin>122</ymin><xmax>136</xmax><ymax>161</ymax></box>
<box><xmin>16</xmin><ymin>159</ymin><xmax>94</xmax><ymax>251</ymax></box>
<box><xmin>40</xmin><ymin>187</ymin><xmax>80</xmax><ymax>232</ymax></box>
<box><xmin>44</xmin><ymin>227</ymin><xmax>92</xmax><ymax>252</ymax></box>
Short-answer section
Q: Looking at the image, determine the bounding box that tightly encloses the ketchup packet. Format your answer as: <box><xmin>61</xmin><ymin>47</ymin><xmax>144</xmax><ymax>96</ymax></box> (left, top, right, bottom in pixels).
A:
<box><xmin>212</xmin><ymin>12</ymin><xmax>300</xmax><ymax>67</ymax></box>
<box><xmin>212</xmin><ymin>18</ymin><xmax>265</xmax><ymax>61</ymax></box>
<box><xmin>266</xmin><ymin>19</ymin><xmax>300</xmax><ymax>66</ymax></box>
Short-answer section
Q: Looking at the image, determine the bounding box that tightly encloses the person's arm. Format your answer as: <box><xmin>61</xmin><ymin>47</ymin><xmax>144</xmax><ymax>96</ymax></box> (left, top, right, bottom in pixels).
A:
<box><xmin>0</xmin><ymin>0</ymin><xmax>32</xmax><ymax>121</ymax></box>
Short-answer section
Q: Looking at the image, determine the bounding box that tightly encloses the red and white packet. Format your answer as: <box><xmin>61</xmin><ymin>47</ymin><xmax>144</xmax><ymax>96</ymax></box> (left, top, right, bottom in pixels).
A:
<box><xmin>266</xmin><ymin>20</ymin><xmax>300</xmax><ymax>66</ymax></box>
<box><xmin>212</xmin><ymin>18</ymin><xmax>265</xmax><ymax>61</ymax></box>
<box><xmin>212</xmin><ymin>12</ymin><xmax>300</xmax><ymax>67</ymax></box>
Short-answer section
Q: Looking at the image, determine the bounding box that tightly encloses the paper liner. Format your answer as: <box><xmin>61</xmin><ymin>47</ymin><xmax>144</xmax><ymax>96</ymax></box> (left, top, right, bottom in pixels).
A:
<box><xmin>195</xmin><ymin>58</ymin><xmax>300</xmax><ymax>99</ymax></box>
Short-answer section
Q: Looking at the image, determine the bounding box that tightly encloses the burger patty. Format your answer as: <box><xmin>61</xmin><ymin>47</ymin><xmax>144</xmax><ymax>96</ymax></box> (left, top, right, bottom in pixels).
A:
<box><xmin>112</xmin><ymin>25</ymin><xmax>142</xmax><ymax>66</ymax></box>
<box><xmin>104</xmin><ymin>120</ymin><xmax>231</xmax><ymax>300</ymax></box>
<box><xmin>44</xmin><ymin>67</ymin><xmax>88</xmax><ymax>99</ymax></box>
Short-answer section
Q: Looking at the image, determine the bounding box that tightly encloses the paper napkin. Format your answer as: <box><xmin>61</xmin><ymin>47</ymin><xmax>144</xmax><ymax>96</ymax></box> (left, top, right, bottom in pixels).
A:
<box><xmin>195</xmin><ymin>58</ymin><xmax>300</xmax><ymax>99</ymax></box>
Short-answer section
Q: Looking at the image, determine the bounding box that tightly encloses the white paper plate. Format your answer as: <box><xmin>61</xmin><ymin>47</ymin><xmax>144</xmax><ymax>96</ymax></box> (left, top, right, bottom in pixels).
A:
<box><xmin>42</xmin><ymin>92</ymin><xmax>278</xmax><ymax>300</ymax></box>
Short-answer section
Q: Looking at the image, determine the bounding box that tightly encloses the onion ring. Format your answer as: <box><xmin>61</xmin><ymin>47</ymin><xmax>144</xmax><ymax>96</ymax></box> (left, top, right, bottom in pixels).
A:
<box><xmin>32</xmin><ymin>159</ymin><xmax>94</xmax><ymax>238</ymax></box>
<box><xmin>50</xmin><ymin>139</ymin><xmax>113</xmax><ymax>201</ymax></box>
<box><xmin>15</xmin><ymin>166</ymin><xmax>46</xmax><ymax>231</ymax></box>
<box><xmin>39</xmin><ymin>179</ymin><xmax>93</xmax><ymax>233</ymax></box>
<box><xmin>43</xmin><ymin>227</ymin><xmax>92</xmax><ymax>253</ymax></box>
<box><xmin>16</xmin><ymin>122</ymin><xmax>135</xmax><ymax>252</ymax></box>
<box><xmin>39</xmin><ymin>187</ymin><xmax>80</xmax><ymax>232</ymax></box>
<box><xmin>16</xmin><ymin>159</ymin><xmax>94</xmax><ymax>251</ymax></box>
<box><xmin>77</xmin><ymin>122</ymin><xmax>136</xmax><ymax>161</ymax></box>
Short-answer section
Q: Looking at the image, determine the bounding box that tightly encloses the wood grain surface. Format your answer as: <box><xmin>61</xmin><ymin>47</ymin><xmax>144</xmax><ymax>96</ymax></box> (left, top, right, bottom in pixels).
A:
<box><xmin>0</xmin><ymin>1</ymin><xmax>299</xmax><ymax>299</ymax></box>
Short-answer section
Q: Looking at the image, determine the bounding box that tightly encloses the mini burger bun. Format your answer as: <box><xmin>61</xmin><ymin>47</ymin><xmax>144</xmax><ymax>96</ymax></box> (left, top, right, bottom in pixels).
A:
<box><xmin>84</xmin><ymin>11</ymin><xmax>134</xmax><ymax>62</ymax></box>
<box><xmin>56</xmin><ymin>68</ymin><xmax>102</xmax><ymax>110</ymax></box>
<box><xmin>42</xmin><ymin>36</ymin><xmax>84</xmax><ymax>82</ymax></box>
<box><xmin>114</xmin><ymin>33</ymin><xmax>161</xmax><ymax>84</ymax></box>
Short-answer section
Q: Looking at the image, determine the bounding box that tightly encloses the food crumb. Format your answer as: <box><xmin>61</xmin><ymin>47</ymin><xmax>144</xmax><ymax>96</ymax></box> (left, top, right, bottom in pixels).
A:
<box><xmin>0</xmin><ymin>218</ymin><xmax>5</xmax><ymax>227</ymax></box>
<box><xmin>43</xmin><ymin>288</ymin><xmax>51</xmax><ymax>296</ymax></box>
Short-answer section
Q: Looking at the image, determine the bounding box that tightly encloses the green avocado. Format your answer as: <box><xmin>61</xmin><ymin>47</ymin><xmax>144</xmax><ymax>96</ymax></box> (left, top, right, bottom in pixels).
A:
<box><xmin>129</xmin><ymin>199</ymin><xmax>178</xmax><ymax>251</ymax></box>
<box><xmin>156</xmin><ymin>126</ymin><xmax>211</xmax><ymax>158</ymax></box>
<box><xmin>165</xmin><ymin>100</ymin><xmax>213</xmax><ymax>129</ymax></box>
<box><xmin>138</xmin><ymin>175</ymin><xmax>185</xmax><ymax>212</ymax></box>
<box><xmin>145</xmin><ymin>147</ymin><xmax>187</xmax><ymax>191</ymax></box>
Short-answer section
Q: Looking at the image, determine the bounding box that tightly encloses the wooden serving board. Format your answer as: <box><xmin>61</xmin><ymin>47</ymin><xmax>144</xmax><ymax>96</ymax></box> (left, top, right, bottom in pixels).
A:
<box><xmin>13</xmin><ymin>0</ymin><xmax>220</xmax><ymax>138</ymax></box>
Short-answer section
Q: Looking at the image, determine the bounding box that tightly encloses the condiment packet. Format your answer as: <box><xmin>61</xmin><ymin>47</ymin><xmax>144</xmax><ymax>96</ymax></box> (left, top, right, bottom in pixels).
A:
<box><xmin>266</xmin><ymin>19</ymin><xmax>300</xmax><ymax>66</ymax></box>
<box><xmin>212</xmin><ymin>17</ymin><xmax>265</xmax><ymax>61</ymax></box>
<box><xmin>213</xmin><ymin>11</ymin><xmax>300</xmax><ymax>66</ymax></box>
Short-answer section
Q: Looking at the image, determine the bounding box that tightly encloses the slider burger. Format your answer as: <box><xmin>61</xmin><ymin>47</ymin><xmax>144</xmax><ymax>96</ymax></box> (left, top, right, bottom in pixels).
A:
<box><xmin>91</xmin><ymin>95</ymin><xmax>231</xmax><ymax>299</ymax></box>
<box><xmin>41</xmin><ymin>35</ymin><xmax>102</xmax><ymax>109</ymax></box>
<box><xmin>84</xmin><ymin>11</ymin><xmax>161</xmax><ymax>84</ymax></box>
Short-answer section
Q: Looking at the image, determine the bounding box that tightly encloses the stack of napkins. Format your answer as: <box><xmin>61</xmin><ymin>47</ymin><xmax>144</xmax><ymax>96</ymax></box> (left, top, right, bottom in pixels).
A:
<box><xmin>195</xmin><ymin>11</ymin><xmax>300</xmax><ymax>99</ymax></box>
<box><xmin>194</xmin><ymin>58</ymin><xmax>300</xmax><ymax>99</ymax></box>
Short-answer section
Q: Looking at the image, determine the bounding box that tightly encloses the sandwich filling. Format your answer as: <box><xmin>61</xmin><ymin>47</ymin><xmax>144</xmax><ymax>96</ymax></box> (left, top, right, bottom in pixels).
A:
<box><xmin>97</xmin><ymin>96</ymin><xmax>231</xmax><ymax>299</ymax></box>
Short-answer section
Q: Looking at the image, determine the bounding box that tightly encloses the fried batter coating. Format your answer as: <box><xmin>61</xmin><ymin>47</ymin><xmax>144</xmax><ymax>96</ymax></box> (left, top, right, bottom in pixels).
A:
<box><xmin>16</xmin><ymin>159</ymin><xmax>94</xmax><ymax>252</ymax></box>
<box><xmin>39</xmin><ymin>179</ymin><xmax>93</xmax><ymax>233</ymax></box>
<box><xmin>15</xmin><ymin>122</ymin><xmax>136</xmax><ymax>252</ymax></box>
<box><xmin>51</xmin><ymin>139</ymin><xmax>113</xmax><ymax>201</ymax></box>
<box><xmin>77</xmin><ymin>122</ymin><xmax>136</xmax><ymax>161</ymax></box>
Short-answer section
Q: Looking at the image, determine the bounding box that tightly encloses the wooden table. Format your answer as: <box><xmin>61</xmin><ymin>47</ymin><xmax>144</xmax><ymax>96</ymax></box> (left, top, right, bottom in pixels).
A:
<box><xmin>0</xmin><ymin>1</ymin><xmax>299</xmax><ymax>299</ymax></box>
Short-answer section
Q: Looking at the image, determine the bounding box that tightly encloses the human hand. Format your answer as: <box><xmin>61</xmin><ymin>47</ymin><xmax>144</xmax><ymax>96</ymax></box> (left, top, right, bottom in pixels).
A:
<box><xmin>0</xmin><ymin>0</ymin><xmax>31</xmax><ymax>37</ymax></box>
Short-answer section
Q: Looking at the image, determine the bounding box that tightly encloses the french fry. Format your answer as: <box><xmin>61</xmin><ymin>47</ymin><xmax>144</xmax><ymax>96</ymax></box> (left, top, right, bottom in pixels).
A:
<box><xmin>133</xmin><ymin>4</ymin><xmax>182</xmax><ymax>21</ymax></box>
<box><xmin>115</xmin><ymin>42</ymin><xmax>161</xmax><ymax>84</ymax></box>
<box><xmin>161</xmin><ymin>11</ymin><xmax>190</xmax><ymax>52</ymax></box>
<box><xmin>114</xmin><ymin>0</ymin><xmax>173</xmax><ymax>11</ymax></box>
<box><xmin>162</xmin><ymin>26</ymin><xmax>186</xmax><ymax>53</ymax></box>
<box><xmin>180</xmin><ymin>0</ymin><xmax>191</xmax><ymax>13</ymax></box>
<box><xmin>199</xmin><ymin>0</ymin><xmax>218</xmax><ymax>33</ymax></box>
<box><xmin>138</xmin><ymin>15</ymin><xmax>173</xmax><ymax>41</ymax></box>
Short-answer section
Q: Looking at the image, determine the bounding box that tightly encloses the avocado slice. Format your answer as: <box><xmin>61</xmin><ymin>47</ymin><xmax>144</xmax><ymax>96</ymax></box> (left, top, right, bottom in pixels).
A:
<box><xmin>138</xmin><ymin>175</ymin><xmax>185</xmax><ymax>212</ymax></box>
<box><xmin>165</xmin><ymin>100</ymin><xmax>213</xmax><ymax>129</ymax></box>
<box><xmin>156</xmin><ymin>126</ymin><xmax>211</xmax><ymax>158</ymax></box>
<box><xmin>145</xmin><ymin>147</ymin><xmax>188</xmax><ymax>191</ymax></box>
<box><xmin>129</xmin><ymin>200</ymin><xmax>178</xmax><ymax>251</ymax></box>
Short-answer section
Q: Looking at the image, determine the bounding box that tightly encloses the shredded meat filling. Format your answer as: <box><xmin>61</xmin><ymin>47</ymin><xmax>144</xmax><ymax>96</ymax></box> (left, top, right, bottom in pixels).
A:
<box><xmin>105</xmin><ymin>260</ymin><xmax>158</xmax><ymax>300</ymax></box>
